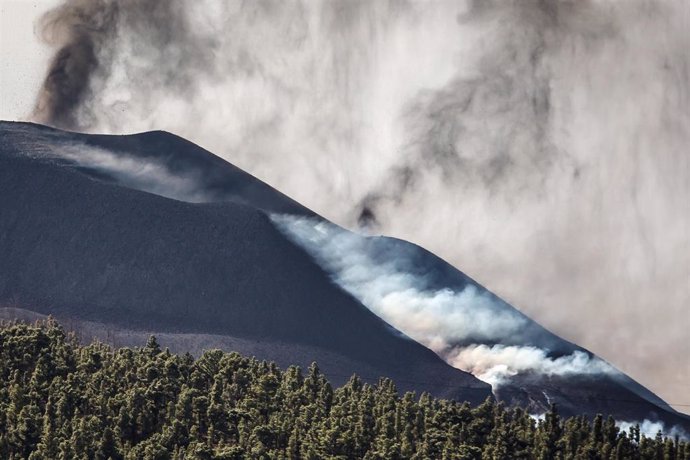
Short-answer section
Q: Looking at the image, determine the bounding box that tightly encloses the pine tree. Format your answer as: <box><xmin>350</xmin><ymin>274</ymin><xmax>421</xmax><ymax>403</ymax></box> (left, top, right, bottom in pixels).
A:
<box><xmin>0</xmin><ymin>321</ymin><xmax>686</xmax><ymax>460</ymax></box>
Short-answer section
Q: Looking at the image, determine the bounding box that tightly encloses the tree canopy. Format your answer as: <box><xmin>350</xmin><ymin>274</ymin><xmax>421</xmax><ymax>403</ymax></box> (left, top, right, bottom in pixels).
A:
<box><xmin>0</xmin><ymin>321</ymin><xmax>686</xmax><ymax>459</ymax></box>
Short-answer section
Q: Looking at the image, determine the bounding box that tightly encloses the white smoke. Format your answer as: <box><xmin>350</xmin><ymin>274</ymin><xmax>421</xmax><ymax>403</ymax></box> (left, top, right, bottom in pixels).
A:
<box><xmin>272</xmin><ymin>214</ymin><xmax>616</xmax><ymax>387</ymax></box>
<box><xmin>448</xmin><ymin>345</ymin><xmax>615</xmax><ymax>387</ymax></box>
<box><xmin>527</xmin><ymin>416</ymin><xmax>689</xmax><ymax>441</ymax></box>
<box><xmin>271</xmin><ymin>215</ymin><xmax>526</xmax><ymax>345</ymax></box>
<box><xmin>31</xmin><ymin>0</ymin><xmax>690</xmax><ymax>409</ymax></box>
<box><xmin>48</xmin><ymin>143</ymin><xmax>212</xmax><ymax>203</ymax></box>
<box><xmin>617</xmin><ymin>419</ymin><xmax>689</xmax><ymax>441</ymax></box>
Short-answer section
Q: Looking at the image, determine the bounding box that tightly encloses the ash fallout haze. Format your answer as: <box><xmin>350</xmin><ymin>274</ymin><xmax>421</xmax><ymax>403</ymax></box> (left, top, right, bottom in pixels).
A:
<box><xmin>1</xmin><ymin>0</ymin><xmax>689</xmax><ymax>418</ymax></box>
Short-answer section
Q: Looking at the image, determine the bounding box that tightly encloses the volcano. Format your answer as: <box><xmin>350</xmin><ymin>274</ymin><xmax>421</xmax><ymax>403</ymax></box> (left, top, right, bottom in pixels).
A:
<box><xmin>0</xmin><ymin>121</ymin><xmax>687</xmax><ymax>431</ymax></box>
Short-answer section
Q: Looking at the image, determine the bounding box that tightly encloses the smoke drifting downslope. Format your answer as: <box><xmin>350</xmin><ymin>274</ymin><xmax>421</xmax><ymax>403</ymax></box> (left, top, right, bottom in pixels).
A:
<box><xmin>51</xmin><ymin>143</ymin><xmax>213</xmax><ymax>203</ymax></box>
<box><xmin>31</xmin><ymin>0</ymin><xmax>689</xmax><ymax>409</ymax></box>
<box><xmin>272</xmin><ymin>215</ymin><xmax>617</xmax><ymax>388</ymax></box>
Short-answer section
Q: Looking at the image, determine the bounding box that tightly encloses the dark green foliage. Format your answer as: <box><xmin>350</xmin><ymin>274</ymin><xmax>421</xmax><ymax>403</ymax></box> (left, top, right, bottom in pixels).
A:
<box><xmin>0</xmin><ymin>321</ymin><xmax>687</xmax><ymax>459</ymax></box>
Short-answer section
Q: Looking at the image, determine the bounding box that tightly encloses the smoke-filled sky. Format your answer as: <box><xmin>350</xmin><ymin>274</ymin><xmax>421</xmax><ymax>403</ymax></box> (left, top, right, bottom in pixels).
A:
<box><xmin>1</xmin><ymin>0</ymin><xmax>688</xmax><ymax>410</ymax></box>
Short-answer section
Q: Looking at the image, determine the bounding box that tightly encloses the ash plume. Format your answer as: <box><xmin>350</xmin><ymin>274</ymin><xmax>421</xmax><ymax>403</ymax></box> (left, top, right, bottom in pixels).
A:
<box><xmin>31</xmin><ymin>0</ymin><xmax>690</xmax><ymax>410</ymax></box>
<box><xmin>33</xmin><ymin>0</ymin><xmax>213</xmax><ymax>129</ymax></box>
<box><xmin>33</xmin><ymin>0</ymin><xmax>114</xmax><ymax>129</ymax></box>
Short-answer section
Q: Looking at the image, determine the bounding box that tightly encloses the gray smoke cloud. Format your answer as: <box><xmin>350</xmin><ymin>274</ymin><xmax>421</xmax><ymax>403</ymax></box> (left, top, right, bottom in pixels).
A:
<box><xmin>31</xmin><ymin>0</ymin><xmax>689</xmax><ymax>410</ymax></box>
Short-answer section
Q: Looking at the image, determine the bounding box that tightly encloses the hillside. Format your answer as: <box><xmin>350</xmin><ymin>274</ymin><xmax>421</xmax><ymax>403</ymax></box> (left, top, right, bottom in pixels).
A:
<box><xmin>0</xmin><ymin>121</ymin><xmax>489</xmax><ymax>404</ymax></box>
<box><xmin>0</xmin><ymin>121</ymin><xmax>687</xmax><ymax>431</ymax></box>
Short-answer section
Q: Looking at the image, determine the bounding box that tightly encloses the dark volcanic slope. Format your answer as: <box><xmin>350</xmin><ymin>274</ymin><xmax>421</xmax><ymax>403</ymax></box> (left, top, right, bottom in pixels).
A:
<box><xmin>1</xmin><ymin>121</ymin><xmax>687</xmax><ymax>431</ymax></box>
<box><xmin>1</xmin><ymin>121</ymin><xmax>312</xmax><ymax>215</ymax></box>
<box><xmin>0</xmin><ymin>121</ymin><xmax>490</xmax><ymax>403</ymax></box>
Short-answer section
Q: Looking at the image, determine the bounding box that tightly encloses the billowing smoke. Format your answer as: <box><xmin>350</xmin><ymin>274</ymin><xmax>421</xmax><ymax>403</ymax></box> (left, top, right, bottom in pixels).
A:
<box><xmin>271</xmin><ymin>215</ymin><xmax>529</xmax><ymax>346</ymax></box>
<box><xmin>448</xmin><ymin>345</ymin><xmax>614</xmax><ymax>387</ymax></box>
<box><xmin>272</xmin><ymin>214</ymin><xmax>617</xmax><ymax>388</ymax></box>
<box><xmin>31</xmin><ymin>0</ymin><xmax>689</xmax><ymax>408</ymax></box>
